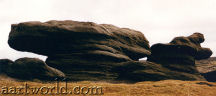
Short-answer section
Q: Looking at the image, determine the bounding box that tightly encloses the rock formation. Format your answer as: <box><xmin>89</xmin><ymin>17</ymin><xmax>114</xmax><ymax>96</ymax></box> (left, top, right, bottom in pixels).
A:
<box><xmin>147</xmin><ymin>33</ymin><xmax>212</xmax><ymax>81</ymax></box>
<box><xmin>170</xmin><ymin>33</ymin><xmax>212</xmax><ymax>60</ymax></box>
<box><xmin>196</xmin><ymin>57</ymin><xmax>216</xmax><ymax>82</ymax></box>
<box><xmin>113</xmin><ymin>60</ymin><xmax>205</xmax><ymax>82</ymax></box>
<box><xmin>7</xmin><ymin>20</ymin><xmax>213</xmax><ymax>82</ymax></box>
<box><xmin>8</xmin><ymin>20</ymin><xmax>151</xmax><ymax>81</ymax></box>
<box><xmin>0</xmin><ymin>58</ymin><xmax>65</xmax><ymax>80</ymax></box>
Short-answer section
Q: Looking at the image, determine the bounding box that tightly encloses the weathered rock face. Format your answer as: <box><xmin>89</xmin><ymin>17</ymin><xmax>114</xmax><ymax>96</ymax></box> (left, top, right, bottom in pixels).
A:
<box><xmin>147</xmin><ymin>33</ymin><xmax>212</xmax><ymax>81</ymax></box>
<box><xmin>1</xmin><ymin>58</ymin><xmax>65</xmax><ymax>80</ymax></box>
<box><xmin>8</xmin><ymin>20</ymin><xmax>150</xmax><ymax>60</ymax></box>
<box><xmin>113</xmin><ymin>60</ymin><xmax>205</xmax><ymax>82</ymax></box>
<box><xmin>196</xmin><ymin>57</ymin><xmax>216</xmax><ymax>73</ymax></box>
<box><xmin>170</xmin><ymin>33</ymin><xmax>212</xmax><ymax>60</ymax></box>
<box><xmin>8</xmin><ymin>20</ymin><xmax>151</xmax><ymax>81</ymax></box>
<box><xmin>196</xmin><ymin>57</ymin><xmax>216</xmax><ymax>82</ymax></box>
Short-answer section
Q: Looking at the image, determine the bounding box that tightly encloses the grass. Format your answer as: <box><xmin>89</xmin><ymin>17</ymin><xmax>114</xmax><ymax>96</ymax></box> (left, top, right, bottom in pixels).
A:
<box><xmin>0</xmin><ymin>75</ymin><xmax>216</xmax><ymax>96</ymax></box>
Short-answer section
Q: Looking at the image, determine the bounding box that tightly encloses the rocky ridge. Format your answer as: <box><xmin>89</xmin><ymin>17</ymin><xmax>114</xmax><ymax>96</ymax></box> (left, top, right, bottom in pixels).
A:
<box><xmin>2</xmin><ymin>20</ymin><xmax>213</xmax><ymax>82</ymax></box>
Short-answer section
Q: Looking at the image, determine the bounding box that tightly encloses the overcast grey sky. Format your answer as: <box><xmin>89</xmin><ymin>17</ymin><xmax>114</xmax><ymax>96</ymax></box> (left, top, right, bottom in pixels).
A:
<box><xmin>0</xmin><ymin>0</ymin><xmax>216</xmax><ymax>61</ymax></box>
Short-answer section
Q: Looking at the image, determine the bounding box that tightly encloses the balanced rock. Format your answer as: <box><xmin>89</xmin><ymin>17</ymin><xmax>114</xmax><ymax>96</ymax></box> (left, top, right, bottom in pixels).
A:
<box><xmin>147</xmin><ymin>33</ymin><xmax>212</xmax><ymax>81</ymax></box>
<box><xmin>170</xmin><ymin>32</ymin><xmax>212</xmax><ymax>59</ymax></box>
<box><xmin>8</xmin><ymin>20</ymin><xmax>151</xmax><ymax>81</ymax></box>
<box><xmin>5</xmin><ymin>58</ymin><xmax>65</xmax><ymax>80</ymax></box>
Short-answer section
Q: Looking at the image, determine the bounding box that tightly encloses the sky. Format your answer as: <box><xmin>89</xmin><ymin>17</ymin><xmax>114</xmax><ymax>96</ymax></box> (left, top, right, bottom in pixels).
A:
<box><xmin>0</xmin><ymin>0</ymin><xmax>216</xmax><ymax>61</ymax></box>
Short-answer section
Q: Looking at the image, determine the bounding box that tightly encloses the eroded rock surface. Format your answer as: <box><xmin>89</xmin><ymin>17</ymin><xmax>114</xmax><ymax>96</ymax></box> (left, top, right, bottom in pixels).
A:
<box><xmin>8</xmin><ymin>20</ymin><xmax>150</xmax><ymax>60</ymax></box>
<box><xmin>196</xmin><ymin>57</ymin><xmax>216</xmax><ymax>82</ymax></box>
<box><xmin>170</xmin><ymin>33</ymin><xmax>212</xmax><ymax>59</ymax></box>
<box><xmin>7</xmin><ymin>20</ymin><xmax>213</xmax><ymax>82</ymax></box>
<box><xmin>113</xmin><ymin>60</ymin><xmax>205</xmax><ymax>82</ymax></box>
<box><xmin>147</xmin><ymin>33</ymin><xmax>212</xmax><ymax>81</ymax></box>
<box><xmin>0</xmin><ymin>58</ymin><xmax>65</xmax><ymax>80</ymax></box>
<box><xmin>8</xmin><ymin>20</ymin><xmax>150</xmax><ymax>81</ymax></box>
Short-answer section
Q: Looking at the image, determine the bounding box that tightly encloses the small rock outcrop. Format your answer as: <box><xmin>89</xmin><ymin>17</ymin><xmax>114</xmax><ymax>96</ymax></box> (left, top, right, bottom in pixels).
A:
<box><xmin>196</xmin><ymin>57</ymin><xmax>216</xmax><ymax>82</ymax></box>
<box><xmin>8</xmin><ymin>20</ymin><xmax>151</xmax><ymax>81</ymax></box>
<box><xmin>0</xmin><ymin>58</ymin><xmax>65</xmax><ymax>80</ymax></box>
<box><xmin>147</xmin><ymin>33</ymin><xmax>212</xmax><ymax>81</ymax></box>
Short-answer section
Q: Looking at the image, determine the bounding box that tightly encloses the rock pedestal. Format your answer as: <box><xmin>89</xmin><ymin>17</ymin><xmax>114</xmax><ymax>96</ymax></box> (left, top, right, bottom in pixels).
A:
<box><xmin>8</xmin><ymin>20</ymin><xmax>151</xmax><ymax>81</ymax></box>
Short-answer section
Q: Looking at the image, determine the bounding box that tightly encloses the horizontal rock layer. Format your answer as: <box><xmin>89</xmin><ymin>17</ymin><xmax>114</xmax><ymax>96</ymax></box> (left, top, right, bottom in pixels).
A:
<box><xmin>8</xmin><ymin>20</ymin><xmax>151</xmax><ymax>61</ymax></box>
<box><xmin>113</xmin><ymin>61</ymin><xmax>205</xmax><ymax>82</ymax></box>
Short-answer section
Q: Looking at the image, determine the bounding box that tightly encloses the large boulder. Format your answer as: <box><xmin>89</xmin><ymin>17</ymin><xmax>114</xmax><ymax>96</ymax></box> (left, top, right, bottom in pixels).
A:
<box><xmin>147</xmin><ymin>33</ymin><xmax>212</xmax><ymax>81</ymax></box>
<box><xmin>8</xmin><ymin>20</ymin><xmax>150</xmax><ymax>60</ymax></box>
<box><xmin>8</xmin><ymin>20</ymin><xmax>151</xmax><ymax>81</ymax></box>
<box><xmin>170</xmin><ymin>32</ymin><xmax>212</xmax><ymax>60</ymax></box>
<box><xmin>1</xmin><ymin>58</ymin><xmax>65</xmax><ymax>80</ymax></box>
